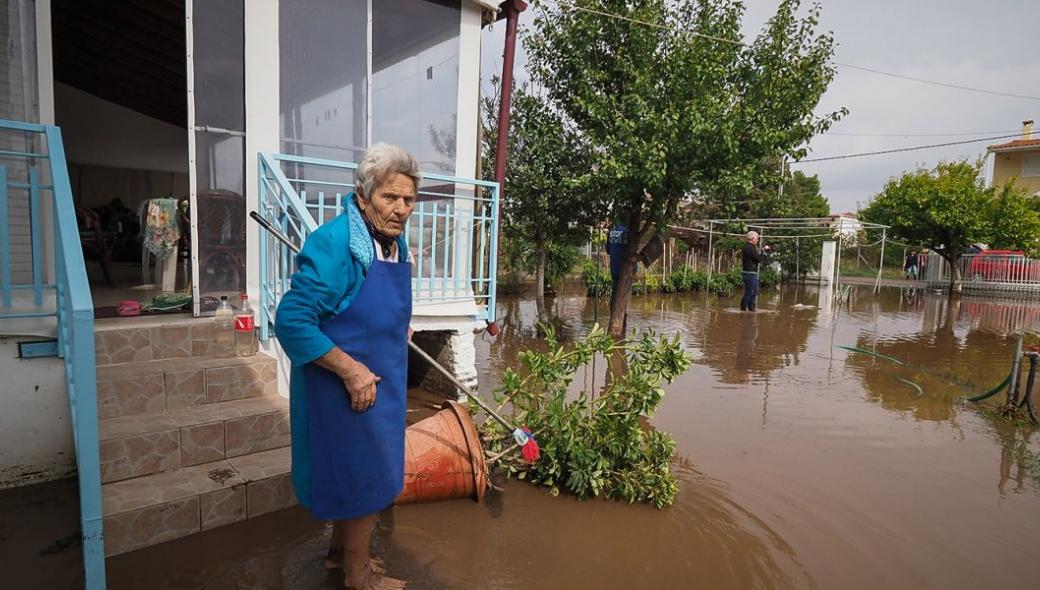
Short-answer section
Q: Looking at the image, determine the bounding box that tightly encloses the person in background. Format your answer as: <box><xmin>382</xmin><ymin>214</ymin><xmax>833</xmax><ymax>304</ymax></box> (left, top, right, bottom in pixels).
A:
<box><xmin>905</xmin><ymin>250</ymin><xmax>919</xmax><ymax>280</ymax></box>
<box><xmin>606</xmin><ymin>222</ymin><xmax>629</xmax><ymax>311</ymax></box>
<box><xmin>276</xmin><ymin>143</ymin><xmax>417</xmax><ymax>590</ymax></box>
<box><xmin>740</xmin><ymin>231</ymin><xmax>769</xmax><ymax>312</ymax></box>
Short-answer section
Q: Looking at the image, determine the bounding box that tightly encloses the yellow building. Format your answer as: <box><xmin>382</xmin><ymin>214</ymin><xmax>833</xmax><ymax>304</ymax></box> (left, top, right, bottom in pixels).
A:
<box><xmin>985</xmin><ymin>120</ymin><xmax>1040</xmax><ymax>194</ymax></box>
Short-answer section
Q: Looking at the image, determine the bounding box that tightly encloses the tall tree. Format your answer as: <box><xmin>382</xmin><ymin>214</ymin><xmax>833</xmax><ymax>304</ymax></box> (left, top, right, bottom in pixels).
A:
<box><xmin>757</xmin><ymin>170</ymin><xmax>830</xmax><ymax>280</ymax></box>
<box><xmin>483</xmin><ymin>85</ymin><xmax>595</xmax><ymax>318</ymax></box>
<box><xmin>859</xmin><ymin>160</ymin><xmax>1040</xmax><ymax>291</ymax></box>
<box><xmin>525</xmin><ymin>0</ymin><xmax>844</xmax><ymax>336</ymax></box>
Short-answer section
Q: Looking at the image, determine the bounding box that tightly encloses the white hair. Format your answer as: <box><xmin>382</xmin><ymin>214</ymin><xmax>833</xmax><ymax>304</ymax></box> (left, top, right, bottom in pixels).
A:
<box><xmin>355</xmin><ymin>143</ymin><xmax>421</xmax><ymax>201</ymax></box>
<box><xmin>746</xmin><ymin>230</ymin><xmax>759</xmax><ymax>241</ymax></box>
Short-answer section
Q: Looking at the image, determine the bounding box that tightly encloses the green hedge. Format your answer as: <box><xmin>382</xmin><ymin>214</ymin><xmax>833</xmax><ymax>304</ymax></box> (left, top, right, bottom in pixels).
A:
<box><xmin>583</xmin><ymin>263</ymin><xmax>780</xmax><ymax>297</ymax></box>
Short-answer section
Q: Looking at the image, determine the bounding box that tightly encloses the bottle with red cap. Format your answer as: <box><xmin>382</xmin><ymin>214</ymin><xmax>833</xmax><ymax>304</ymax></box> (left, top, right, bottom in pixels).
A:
<box><xmin>234</xmin><ymin>293</ymin><xmax>257</xmax><ymax>357</ymax></box>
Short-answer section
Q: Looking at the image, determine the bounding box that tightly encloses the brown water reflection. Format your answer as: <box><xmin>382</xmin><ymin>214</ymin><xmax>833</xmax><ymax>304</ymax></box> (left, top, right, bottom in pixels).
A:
<box><xmin>473</xmin><ymin>286</ymin><xmax>1040</xmax><ymax>589</ymax></box>
<box><xmin>89</xmin><ymin>285</ymin><xmax>1040</xmax><ymax>589</ymax></box>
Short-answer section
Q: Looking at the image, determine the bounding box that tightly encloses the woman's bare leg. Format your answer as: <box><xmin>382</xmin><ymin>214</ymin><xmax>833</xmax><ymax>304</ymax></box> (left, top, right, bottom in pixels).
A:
<box><xmin>325</xmin><ymin>520</ymin><xmax>386</xmax><ymax>574</ymax></box>
<box><xmin>341</xmin><ymin>515</ymin><xmax>405</xmax><ymax>589</ymax></box>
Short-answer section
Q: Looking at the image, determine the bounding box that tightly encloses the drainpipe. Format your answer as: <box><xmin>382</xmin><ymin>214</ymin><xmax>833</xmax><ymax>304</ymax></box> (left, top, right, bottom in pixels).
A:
<box><xmin>485</xmin><ymin>0</ymin><xmax>526</xmax><ymax>337</ymax></box>
<box><xmin>493</xmin><ymin>0</ymin><xmax>527</xmax><ymax>204</ymax></box>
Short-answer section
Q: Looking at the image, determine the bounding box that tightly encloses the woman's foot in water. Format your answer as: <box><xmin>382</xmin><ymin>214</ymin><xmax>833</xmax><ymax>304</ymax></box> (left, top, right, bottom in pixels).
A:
<box><xmin>324</xmin><ymin>545</ymin><xmax>386</xmax><ymax>574</ymax></box>
<box><xmin>344</xmin><ymin>562</ymin><xmax>406</xmax><ymax>590</ymax></box>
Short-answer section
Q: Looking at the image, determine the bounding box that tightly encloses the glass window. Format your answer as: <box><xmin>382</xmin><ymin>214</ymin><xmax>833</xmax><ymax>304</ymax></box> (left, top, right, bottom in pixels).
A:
<box><xmin>0</xmin><ymin>0</ymin><xmax>39</xmax><ymax>285</ymax></box>
<box><xmin>1022</xmin><ymin>154</ymin><xmax>1040</xmax><ymax>178</ymax></box>
<box><xmin>192</xmin><ymin>0</ymin><xmax>245</xmax><ymax>311</ymax></box>
<box><xmin>373</xmin><ymin>0</ymin><xmax>460</xmax><ymax>175</ymax></box>
<box><xmin>0</xmin><ymin>0</ymin><xmax>39</xmax><ymax>124</ymax></box>
<box><xmin>280</xmin><ymin>0</ymin><xmax>367</xmax><ymax>163</ymax></box>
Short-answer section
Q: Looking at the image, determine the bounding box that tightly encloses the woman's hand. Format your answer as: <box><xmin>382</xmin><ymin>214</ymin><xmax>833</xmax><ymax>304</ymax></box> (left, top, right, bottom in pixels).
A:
<box><xmin>341</xmin><ymin>361</ymin><xmax>381</xmax><ymax>412</ymax></box>
<box><xmin>315</xmin><ymin>347</ymin><xmax>381</xmax><ymax>412</ymax></box>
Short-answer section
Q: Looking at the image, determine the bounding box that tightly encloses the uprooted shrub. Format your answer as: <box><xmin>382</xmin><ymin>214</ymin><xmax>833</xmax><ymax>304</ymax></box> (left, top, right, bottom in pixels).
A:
<box><xmin>478</xmin><ymin>324</ymin><xmax>692</xmax><ymax>509</ymax></box>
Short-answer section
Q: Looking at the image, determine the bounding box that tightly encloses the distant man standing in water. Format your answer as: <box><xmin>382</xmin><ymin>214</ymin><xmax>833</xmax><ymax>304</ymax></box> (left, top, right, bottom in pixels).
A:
<box><xmin>606</xmin><ymin>223</ymin><xmax>629</xmax><ymax>311</ymax></box>
<box><xmin>740</xmin><ymin>231</ymin><xmax>770</xmax><ymax>312</ymax></box>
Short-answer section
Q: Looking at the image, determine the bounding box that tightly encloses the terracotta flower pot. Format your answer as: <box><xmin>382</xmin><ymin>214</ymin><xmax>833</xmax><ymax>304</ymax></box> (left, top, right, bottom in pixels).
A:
<box><xmin>395</xmin><ymin>400</ymin><xmax>488</xmax><ymax>505</ymax></box>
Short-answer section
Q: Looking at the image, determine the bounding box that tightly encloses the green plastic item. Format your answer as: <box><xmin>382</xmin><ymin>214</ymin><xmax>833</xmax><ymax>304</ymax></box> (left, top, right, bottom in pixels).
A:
<box><xmin>145</xmin><ymin>292</ymin><xmax>192</xmax><ymax>312</ymax></box>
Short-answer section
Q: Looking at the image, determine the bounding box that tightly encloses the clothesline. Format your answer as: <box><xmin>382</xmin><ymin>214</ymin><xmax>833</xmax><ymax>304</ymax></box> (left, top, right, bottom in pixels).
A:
<box><xmin>669</xmin><ymin>222</ymin><xmax>832</xmax><ymax>239</ymax></box>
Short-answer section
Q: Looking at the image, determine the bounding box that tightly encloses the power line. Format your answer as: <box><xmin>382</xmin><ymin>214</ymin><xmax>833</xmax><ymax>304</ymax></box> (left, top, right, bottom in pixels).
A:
<box><xmin>795</xmin><ymin>132</ymin><xmax>1025</xmax><ymax>163</ymax></box>
<box><xmin>544</xmin><ymin>1</ymin><xmax>1040</xmax><ymax>102</ymax></box>
<box><xmin>825</xmin><ymin>129</ymin><xmax>1022</xmax><ymax>138</ymax></box>
<box><xmin>831</xmin><ymin>62</ymin><xmax>1040</xmax><ymax>102</ymax></box>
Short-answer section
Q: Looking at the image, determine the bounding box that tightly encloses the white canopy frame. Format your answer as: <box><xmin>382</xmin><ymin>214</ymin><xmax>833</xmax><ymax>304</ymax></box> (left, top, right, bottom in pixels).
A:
<box><xmin>669</xmin><ymin>217</ymin><xmax>892</xmax><ymax>292</ymax></box>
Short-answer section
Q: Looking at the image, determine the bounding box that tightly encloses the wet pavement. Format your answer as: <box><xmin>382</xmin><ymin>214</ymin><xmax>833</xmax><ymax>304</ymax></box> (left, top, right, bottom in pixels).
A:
<box><xmin>7</xmin><ymin>284</ymin><xmax>1040</xmax><ymax>589</ymax></box>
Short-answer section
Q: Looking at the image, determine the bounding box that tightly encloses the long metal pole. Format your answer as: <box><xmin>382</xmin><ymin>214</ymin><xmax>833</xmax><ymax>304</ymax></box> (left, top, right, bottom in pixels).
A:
<box><xmin>874</xmin><ymin>229</ymin><xmax>887</xmax><ymax>293</ymax></box>
<box><xmin>706</xmin><ymin>221</ymin><xmax>715</xmax><ymax>284</ymax></box>
<box><xmin>834</xmin><ymin>236</ymin><xmax>842</xmax><ymax>301</ymax></box>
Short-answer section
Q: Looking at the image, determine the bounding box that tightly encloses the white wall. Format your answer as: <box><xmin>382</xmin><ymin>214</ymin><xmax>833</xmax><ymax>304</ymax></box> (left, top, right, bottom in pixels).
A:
<box><xmin>0</xmin><ymin>336</ymin><xmax>75</xmax><ymax>489</ymax></box>
<box><xmin>55</xmin><ymin>82</ymin><xmax>187</xmax><ymax>173</ymax></box>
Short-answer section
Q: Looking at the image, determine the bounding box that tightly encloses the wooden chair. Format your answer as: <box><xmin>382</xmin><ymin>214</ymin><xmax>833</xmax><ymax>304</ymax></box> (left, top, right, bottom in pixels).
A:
<box><xmin>76</xmin><ymin>205</ymin><xmax>118</xmax><ymax>288</ymax></box>
<box><xmin>195</xmin><ymin>190</ymin><xmax>246</xmax><ymax>292</ymax></box>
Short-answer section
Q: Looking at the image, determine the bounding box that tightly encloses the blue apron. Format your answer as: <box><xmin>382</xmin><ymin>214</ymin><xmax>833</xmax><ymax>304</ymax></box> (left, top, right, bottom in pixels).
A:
<box><xmin>301</xmin><ymin>256</ymin><xmax>412</xmax><ymax>520</ymax></box>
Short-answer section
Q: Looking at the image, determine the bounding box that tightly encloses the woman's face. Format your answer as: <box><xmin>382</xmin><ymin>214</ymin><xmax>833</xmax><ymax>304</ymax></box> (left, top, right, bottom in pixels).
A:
<box><xmin>359</xmin><ymin>172</ymin><xmax>417</xmax><ymax>238</ymax></box>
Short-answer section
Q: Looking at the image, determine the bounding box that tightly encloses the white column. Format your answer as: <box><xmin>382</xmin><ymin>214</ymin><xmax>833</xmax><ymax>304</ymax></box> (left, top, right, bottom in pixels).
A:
<box><xmin>35</xmin><ymin>0</ymin><xmax>54</xmax><ymax>125</ymax></box>
<box><xmin>455</xmin><ymin>5</ymin><xmax>481</xmax><ymax>181</ymax></box>
<box><xmin>820</xmin><ymin>240</ymin><xmax>836</xmax><ymax>285</ymax></box>
<box><xmin>244</xmin><ymin>0</ymin><xmax>280</xmax><ymax>305</ymax></box>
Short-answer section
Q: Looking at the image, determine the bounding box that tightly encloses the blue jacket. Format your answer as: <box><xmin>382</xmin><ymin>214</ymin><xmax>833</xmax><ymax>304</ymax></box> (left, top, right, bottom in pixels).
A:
<box><xmin>275</xmin><ymin>197</ymin><xmax>408</xmax><ymax>365</ymax></box>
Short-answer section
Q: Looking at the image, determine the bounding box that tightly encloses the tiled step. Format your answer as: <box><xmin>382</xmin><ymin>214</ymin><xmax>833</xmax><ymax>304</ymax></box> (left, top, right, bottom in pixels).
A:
<box><xmin>95</xmin><ymin>317</ymin><xmax>218</xmax><ymax>365</ymax></box>
<box><xmin>102</xmin><ymin>446</ymin><xmax>296</xmax><ymax>556</ymax></box>
<box><xmin>96</xmin><ymin>354</ymin><xmax>277</xmax><ymax>419</ymax></box>
<box><xmin>99</xmin><ymin>395</ymin><xmax>290</xmax><ymax>484</ymax></box>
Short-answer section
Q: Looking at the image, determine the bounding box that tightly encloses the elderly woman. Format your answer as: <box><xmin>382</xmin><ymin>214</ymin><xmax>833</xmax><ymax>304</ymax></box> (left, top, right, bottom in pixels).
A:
<box><xmin>276</xmin><ymin>143</ymin><xmax>417</xmax><ymax>590</ymax></box>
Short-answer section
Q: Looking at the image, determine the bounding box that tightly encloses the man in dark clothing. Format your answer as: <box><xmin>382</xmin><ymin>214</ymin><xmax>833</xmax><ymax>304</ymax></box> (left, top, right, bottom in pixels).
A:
<box><xmin>607</xmin><ymin>223</ymin><xmax>633</xmax><ymax>311</ymax></box>
<box><xmin>740</xmin><ymin>230</ymin><xmax>769</xmax><ymax>311</ymax></box>
<box><xmin>904</xmin><ymin>250</ymin><xmax>919</xmax><ymax>280</ymax></box>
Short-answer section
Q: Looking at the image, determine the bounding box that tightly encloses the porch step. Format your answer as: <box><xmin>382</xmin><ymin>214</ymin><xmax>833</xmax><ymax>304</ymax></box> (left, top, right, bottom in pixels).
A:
<box><xmin>99</xmin><ymin>395</ymin><xmax>289</xmax><ymax>484</ymax></box>
<box><xmin>101</xmin><ymin>447</ymin><xmax>296</xmax><ymax>556</ymax></box>
<box><xmin>94</xmin><ymin>317</ymin><xmax>219</xmax><ymax>365</ymax></box>
<box><xmin>96</xmin><ymin>354</ymin><xmax>277</xmax><ymax>419</ymax></box>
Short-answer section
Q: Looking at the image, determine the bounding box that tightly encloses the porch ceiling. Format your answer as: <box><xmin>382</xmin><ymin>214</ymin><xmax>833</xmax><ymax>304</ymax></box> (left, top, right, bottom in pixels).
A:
<box><xmin>53</xmin><ymin>0</ymin><xmax>187</xmax><ymax>128</ymax></box>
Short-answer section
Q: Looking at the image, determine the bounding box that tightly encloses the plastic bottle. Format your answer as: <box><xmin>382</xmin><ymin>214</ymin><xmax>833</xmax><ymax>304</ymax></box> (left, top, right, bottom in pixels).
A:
<box><xmin>235</xmin><ymin>294</ymin><xmax>257</xmax><ymax>357</ymax></box>
<box><xmin>214</xmin><ymin>296</ymin><xmax>235</xmax><ymax>358</ymax></box>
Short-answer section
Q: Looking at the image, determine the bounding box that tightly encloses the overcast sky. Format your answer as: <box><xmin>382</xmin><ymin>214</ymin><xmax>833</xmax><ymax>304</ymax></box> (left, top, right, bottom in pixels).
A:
<box><xmin>481</xmin><ymin>0</ymin><xmax>1040</xmax><ymax>214</ymax></box>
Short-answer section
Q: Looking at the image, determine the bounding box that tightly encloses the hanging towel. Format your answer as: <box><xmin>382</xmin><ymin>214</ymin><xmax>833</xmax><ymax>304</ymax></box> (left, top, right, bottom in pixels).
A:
<box><xmin>144</xmin><ymin>198</ymin><xmax>181</xmax><ymax>260</ymax></box>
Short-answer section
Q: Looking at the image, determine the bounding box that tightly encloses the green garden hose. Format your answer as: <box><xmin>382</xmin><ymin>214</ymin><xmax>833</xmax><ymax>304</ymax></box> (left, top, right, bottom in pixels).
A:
<box><xmin>836</xmin><ymin>345</ymin><xmax>905</xmax><ymax>365</ymax></box>
<box><xmin>838</xmin><ymin>344</ymin><xmax>1013</xmax><ymax>402</ymax></box>
<box><xmin>965</xmin><ymin>370</ymin><xmax>1013</xmax><ymax>403</ymax></box>
<box><xmin>896</xmin><ymin>377</ymin><xmax>924</xmax><ymax>397</ymax></box>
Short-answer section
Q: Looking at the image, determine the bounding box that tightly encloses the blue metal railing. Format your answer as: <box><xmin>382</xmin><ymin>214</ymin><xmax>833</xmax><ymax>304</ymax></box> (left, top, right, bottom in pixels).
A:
<box><xmin>257</xmin><ymin>152</ymin><xmax>500</xmax><ymax>341</ymax></box>
<box><xmin>0</xmin><ymin>120</ymin><xmax>105</xmax><ymax>588</ymax></box>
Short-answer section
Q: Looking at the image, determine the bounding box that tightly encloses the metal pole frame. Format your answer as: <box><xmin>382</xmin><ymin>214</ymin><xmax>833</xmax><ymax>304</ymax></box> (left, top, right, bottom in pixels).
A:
<box><xmin>874</xmin><ymin>229</ymin><xmax>887</xmax><ymax>293</ymax></box>
<box><xmin>706</xmin><ymin>220</ymin><xmax>715</xmax><ymax>285</ymax></box>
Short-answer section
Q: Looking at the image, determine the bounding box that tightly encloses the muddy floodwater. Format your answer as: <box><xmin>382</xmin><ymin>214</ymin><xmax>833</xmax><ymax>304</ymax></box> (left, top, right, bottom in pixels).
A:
<box><xmin>7</xmin><ymin>285</ymin><xmax>1040</xmax><ymax>589</ymax></box>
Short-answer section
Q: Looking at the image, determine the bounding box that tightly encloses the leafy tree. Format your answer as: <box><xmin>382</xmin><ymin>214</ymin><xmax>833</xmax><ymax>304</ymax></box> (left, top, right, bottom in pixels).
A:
<box><xmin>756</xmin><ymin>170</ymin><xmax>829</xmax><ymax>219</ymax></box>
<box><xmin>525</xmin><ymin>0</ymin><xmax>845</xmax><ymax>336</ymax></box>
<box><xmin>483</xmin><ymin>84</ymin><xmax>595</xmax><ymax>318</ymax></box>
<box><xmin>859</xmin><ymin>160</ymin><xmax>1040</xmax><ymax>291</ymax></box>
<box><xmin>755</xmin><ymin>170</ymin><xmax>830</xmax><ymax>280</ymax></box>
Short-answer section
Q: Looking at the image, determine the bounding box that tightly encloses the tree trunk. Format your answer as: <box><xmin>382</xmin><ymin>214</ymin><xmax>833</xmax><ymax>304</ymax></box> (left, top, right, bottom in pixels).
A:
<box><xmin>949</xmin><ymin>254</ymin><xmax>963</xmax><ymax>293</ymax></box>
<box><xmin>608</xmin><ymin>210</ymin><xmax>643</xmax><ymax>338</ymax></box>
<box><xmin>535</xmin><ymin>238</ymin><xmax>547</xmax><ymax>323</ymax></box>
